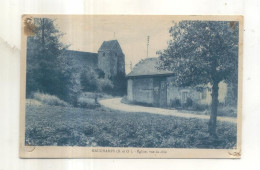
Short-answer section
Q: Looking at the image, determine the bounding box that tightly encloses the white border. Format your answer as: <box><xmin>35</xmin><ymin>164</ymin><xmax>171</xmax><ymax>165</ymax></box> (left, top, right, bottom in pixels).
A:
<box><xmin>1</xmin><ymin>0</ymin><xmax>260</xmax><ymax>169</ymax></box>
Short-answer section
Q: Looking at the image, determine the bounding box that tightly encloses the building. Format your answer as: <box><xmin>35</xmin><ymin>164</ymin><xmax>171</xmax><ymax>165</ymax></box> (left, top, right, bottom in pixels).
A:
<box><xmin>64</xmin><ymin>50</ymin><xmax>98</xmax><ymax>71</ymax></box>
<box><xmin>63</xmin><ymin>40</ymin><xmax>125</xmax><ymax>78</ymax></box>
<box><xmin>98</xmin><ymin>40</ymin><xmax>125</xmax><ymax>78</ymax></box>
<box><xmin>126</xmin><ymin>57</ymin><xmax>227</xmax><ymax>108</ymax></box>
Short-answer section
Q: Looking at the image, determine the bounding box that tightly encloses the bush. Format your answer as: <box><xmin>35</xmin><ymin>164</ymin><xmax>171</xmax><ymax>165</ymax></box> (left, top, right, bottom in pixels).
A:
<box><xmin>80</xmin><ymin>68</ymin><xmax>114</xmax><ymax>94</ymax></box>
<box><xmin>183</xmin><ymin>97</ymin><xmax>193</xmax><ymax>108</ymax></box>
<box><xmin>97</xmin><ymin>78</ymin><xmax>114</xmax><ymax>93</ymax></box>
<box><xmin>33</xmin><ymin>92</ymin><xmax>71</xmax><ymax>107</ymax></box>
<box><xmin>109</xmin><ymin>73</ymin><xmax>127</xmax><ymax>96</ymax></box>
<box><xmin>77</xmin><ymin>92</ymin><xmax>100</xmax><ymax>109</ymax></box>
<box><xmin>170</xmin><ymin>98</ymin><xmax>181</xmax><ymax>108</ymax></box>
<box><xmin>191</xmin><ymin>102</ymin><xmax>208</xmax><ymax>111</ymax></box>
<box><xmin>217</xmin><ymin>106</ymin><xmax>237</xmax><ymax>117</ymax></box>
<box><xmin>26</xmin><ymin>99</ymin><xmax>43</xmax><ymax>106</ymax></box>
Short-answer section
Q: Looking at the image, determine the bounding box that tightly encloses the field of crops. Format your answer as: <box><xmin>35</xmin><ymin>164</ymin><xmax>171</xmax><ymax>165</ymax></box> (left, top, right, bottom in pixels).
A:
<box><xmin>25</xmin><ymin>104</ymin><xmax>237</xmax><ymax>148</ymax></box>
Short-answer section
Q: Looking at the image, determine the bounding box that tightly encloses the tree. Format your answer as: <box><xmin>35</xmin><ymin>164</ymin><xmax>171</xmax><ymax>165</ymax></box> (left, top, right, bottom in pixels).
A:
<box><xmin>26</xmin><ymin>18</ymin><xmax>68</xmax><ymax>98</ymax></box>
<box><xmin>80</xmin><ymin>67</ymin><xmax>114</xmax><ymax>93</ymax></box>
<box><xmin>109</xmin><ymin>72</ymin><xmax>127</xmax><ymax>96</ymax></box>
<box><xmin>157</xmin><ymin>21</ymin><xmax>239</xmax><ymax>136</ymax></box>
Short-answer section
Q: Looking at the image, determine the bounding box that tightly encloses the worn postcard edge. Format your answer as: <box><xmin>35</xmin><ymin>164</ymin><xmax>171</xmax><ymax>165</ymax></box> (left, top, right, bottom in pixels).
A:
<box><xmin>19</xmin><ymin>15</ymin><xmax>243</xmax><ymax>159</ymax></box>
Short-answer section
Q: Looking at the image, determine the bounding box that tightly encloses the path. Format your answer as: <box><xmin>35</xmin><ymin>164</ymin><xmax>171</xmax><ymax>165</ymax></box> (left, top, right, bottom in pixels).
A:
<box><xmin>99</xmin><ymin>98</ymin><xmax>237</xmax><ymax>123</ymax></box>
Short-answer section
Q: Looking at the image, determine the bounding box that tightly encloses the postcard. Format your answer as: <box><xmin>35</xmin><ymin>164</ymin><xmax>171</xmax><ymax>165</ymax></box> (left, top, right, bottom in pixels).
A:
<box><xmin>20</xmin><ymin>15</ymin><xmax>243</xmax><ymax>158</ymax></box>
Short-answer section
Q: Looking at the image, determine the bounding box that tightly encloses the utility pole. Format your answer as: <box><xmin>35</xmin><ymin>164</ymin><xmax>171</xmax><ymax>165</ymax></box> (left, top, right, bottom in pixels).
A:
<box><xmin>146</xmin><ymin>36</ymin><xmax>150</xmax><ymax>58</ymax></box>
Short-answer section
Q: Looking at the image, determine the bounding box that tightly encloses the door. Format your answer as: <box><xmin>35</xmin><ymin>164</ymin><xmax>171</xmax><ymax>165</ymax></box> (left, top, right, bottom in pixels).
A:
<box><xmin>181</xmin><ymin>91</ymin><xmax>188</xmax><ymax>104</ymax></box>
<box><xmin>159</xmin><ymin>80</ymin><xmax>167</xmax><ymax>107</ymax></box>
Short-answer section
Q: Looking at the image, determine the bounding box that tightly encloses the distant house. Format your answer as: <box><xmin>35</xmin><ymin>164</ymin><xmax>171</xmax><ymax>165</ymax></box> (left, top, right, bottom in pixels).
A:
<box><xmin>126</xmin><ymin>57</ymin><xmax>227</xmax><ymax>107</ymax></box>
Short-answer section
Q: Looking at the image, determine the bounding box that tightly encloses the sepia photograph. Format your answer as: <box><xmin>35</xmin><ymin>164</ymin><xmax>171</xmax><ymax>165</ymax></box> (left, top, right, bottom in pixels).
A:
<box><xmin>19</xmin><ymin>15</ymin><xmax>243</xmax><ymax>158</ymax></box>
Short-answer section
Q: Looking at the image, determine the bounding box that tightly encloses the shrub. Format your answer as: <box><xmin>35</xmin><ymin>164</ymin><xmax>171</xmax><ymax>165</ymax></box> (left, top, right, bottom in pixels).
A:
<box><xmin>77</xmin><ymin>93</ymin><xmax>100</xmax><ymax>109</ymax></box>
<box><xmin>170</xmin><ymin>98</ymin><xmax>181</xmax><ymax>108</ymax></box>
<box><xmin>217</xmin><ymin>106</ymin><xmax>237</xmax><ymax>117</ymax></box>
<box><xmin>109</xmin><ymin>73</ymin><xmax>127</xmax><ymax>96</ymax></box>
<box><xmin>80</xmin><ymin>68</ymin><xmax>114</xmax><ymax>94</ymax></box>
<box><xmin>183</xmin><ymin>97</ymin><xmax>193</xmax><ymax>108</ymax></box>
<box><xmin>33</xmin><ymin>92</ymin><xmax>71</xmax><ymax>107</ymax></box>
<box><xmin>97</xmin><ymin>78</ymin><xmax>114</xmax><ymax>93</ymax></box>
<box><xmin>192</xmin><ymin>102</ymin><xmax>208</xmax><ymax>111</ymax></box>
<box><xmin>26</xmin><ymin>99</ymin><xmax>43</xmax><ymax>106</ymax></box>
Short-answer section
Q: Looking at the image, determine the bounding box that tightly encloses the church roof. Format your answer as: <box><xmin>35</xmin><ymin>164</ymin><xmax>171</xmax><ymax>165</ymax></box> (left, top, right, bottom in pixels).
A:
<box><xmin>127</xmin><ymin>57</ymin><xmax>173</xmax><ymax>77</ymax></box>
<box><xmin>98</xmin><ymin>40</ymin><xmax>122</xmax><ymax>52</ymax></box>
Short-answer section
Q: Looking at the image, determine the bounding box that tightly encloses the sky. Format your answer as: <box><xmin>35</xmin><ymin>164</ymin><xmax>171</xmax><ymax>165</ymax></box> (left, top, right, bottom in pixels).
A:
<box><xmin>53</xmin><ymin>15</ymin><xmax>175</xmax><ymax>73</ymax></box>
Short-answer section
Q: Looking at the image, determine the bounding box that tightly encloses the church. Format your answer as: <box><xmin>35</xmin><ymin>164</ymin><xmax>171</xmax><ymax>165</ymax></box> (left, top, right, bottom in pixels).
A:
<box><xmin>64</xmin><ymin>39</ymin><xmax>125</xmax><ymax>78</ymax></box>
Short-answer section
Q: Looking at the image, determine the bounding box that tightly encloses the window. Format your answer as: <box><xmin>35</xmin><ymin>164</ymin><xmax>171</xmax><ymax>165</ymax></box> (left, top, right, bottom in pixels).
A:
<box><xmin>103</xmin><ymin>52</ymin><xmax>105</xmax><ymax>57</ymax></box>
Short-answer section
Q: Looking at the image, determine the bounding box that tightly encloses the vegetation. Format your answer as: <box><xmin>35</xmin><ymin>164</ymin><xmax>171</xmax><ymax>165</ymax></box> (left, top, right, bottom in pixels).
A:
<box><xmin>32</xmin><ymin>92</ymin><xmax>71</xmax><ymax>107</ymax></box>
<box><xmin>25</xmin><ymin>104</ymin><xmax>237</xmax><ymax>148</ymax></box>
<box><xmin>109</xmin><ymin>72</ymin><xmax>127</xmax><ymax>96</ymax></box>
<box><xmin>157</xmin><ymin>21</ymin><xmax>239</xmax><ymax>136</ymax></box>
<box><xmin>122</xmin><ymin>97</ymin><xmax>236</xmax><ymax>118</ymax></box>
<box><xmin>77</xmin><ymin>92</ymin><xmax>100</xmax><ymax>108</ymax></box>
<box><xmin>80</xmin><ymin>68</ymin><xmax>114</xmax><ymax>94</ymax></box>
<box><xmin>26</xmin><ymin>18</ymin><xmax>126</xmax><ymax>107</ymax></box>
<box><xmin>26</xmin><ymin>18</ymin><xmax>69</xmax><ymax>99</ymax></box>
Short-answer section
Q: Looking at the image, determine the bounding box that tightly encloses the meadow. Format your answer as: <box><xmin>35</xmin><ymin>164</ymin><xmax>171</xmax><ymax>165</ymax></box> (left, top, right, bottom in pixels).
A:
<box><xmin>25</xmin><ymin>104</ymin><xmax>237</xmax><ymax>148</ymax></box>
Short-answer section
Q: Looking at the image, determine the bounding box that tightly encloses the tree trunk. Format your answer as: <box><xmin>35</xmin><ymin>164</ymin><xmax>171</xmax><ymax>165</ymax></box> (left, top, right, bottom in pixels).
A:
<box><xmin>209</xmin><ymin>81</ymin><xmax>219</xmax><ymax>137</ymax></box>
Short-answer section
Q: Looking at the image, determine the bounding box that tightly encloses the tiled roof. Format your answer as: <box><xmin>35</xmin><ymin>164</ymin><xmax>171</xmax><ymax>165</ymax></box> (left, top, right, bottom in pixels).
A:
<box><xmin>98</xmin><ymin>40</ymin><xmax>121</xmax><ymax>51</ymax></box>
<box><xmin>127</xmin><ymin>57</ymin><xmax>173</xmax><ymax>77</ymax></box>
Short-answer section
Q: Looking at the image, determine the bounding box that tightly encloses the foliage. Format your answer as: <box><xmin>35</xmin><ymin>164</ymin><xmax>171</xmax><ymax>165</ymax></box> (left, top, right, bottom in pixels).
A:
<box><xmin>32</xmin><ymin>92</ymin><xmax>71</xmax><ymax>107</ymax></box>
<box><xmin>183</xmin><ymin>97</ymin><xmax>193</xmax><ymax>108</ymax></box>
<box><xmin>95</xmin><ymin>68</ymin><xmax>105</xmax><ymax>78</ymax></box>
<box><xmin>60</xmin><ymin>61</ymin><xmax>82</xmax><ymax>106</ymax></box>
<box><xmin>217</xmin><ymin>106</ymin><xmax>237</xmax><ymax>117</ymax></box>
<box><xmin>25</xmin><ymin>104</ymin><xmax>237</xmax><ymax>148</ymax></box>
<box><xmin>109</xmin><ymin>72</ymin><xmax>127</xmax><ymax>96</ymax></box>
<box><xmin>191</xmin><ymin>102</ymin><xmax>208</xmax><ymax>111</ymax></box>
<box><xmin>77</xmin><ymin>92</ymin><xmax>100</xmax><ymax>108</ymax></box>
<box><xmin>26</xmin><ymin>99</ymin><xmax>43</xmax><ymax>106</ymax></box>
<box><xmin>26</xmin><ymin>18</ymin><xmax>69</xmax><ymax>99</ymax></box>
<box><xmin>157</xmin><ymin>21</ymin><xmax>239</xmax><ymax>136</ymax></box>
<box><xmin>170</xmin><ymin>98</ymin><xmax>208</xmax><ymax>111</ymax></box>
<box><xmin>170</xmin><ymin>98</ymin><xmax>181</xmax><ymax>108</ymax></box>
<box><xmin>80</xmin><ymin>67</ymin><xmax>114</xmax><ymax>93</ymax></box>
<box><xmin>224</xmin><ymin>84</ymin><xmax>238</xmax><ymax>106</ymax></box>
<box><xmin>157</xmin><ymin>21</ymin><xmax>239</xmax><ymax>87</ymax></box>
<box><xmin>80</xmin><ymin>68</ymin><xmax>126</xmax><ymax>96</ymax></box>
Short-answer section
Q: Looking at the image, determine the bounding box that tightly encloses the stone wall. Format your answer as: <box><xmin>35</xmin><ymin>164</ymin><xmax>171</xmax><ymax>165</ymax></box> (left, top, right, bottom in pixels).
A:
<box><xmin>98</xmin><ymin>50</ymin><xmax>125</xmax><ymax>78</ymax></box>
<box><xmin>98</xmin><ymin>51</ymin><xmax>112</xmax><ymax>77</ymax></box>
<box><xmin>127</xmin><ymin>79</ymin><xmax>133</xmax><ymax>101</ymax></box>
<box><xmin>132</xmin><ymin>77</ymin><xmax>154</xmax><ymax>104</ymax></box>
<box><xmin>166</xmin><ymin>76</ymin><xmax>227</xmax><ymax>107</ymax></box>
<box><xmin>127</xmin><ymin>75</ymin><xmax>228</xmax><ymax>108</ymax></box>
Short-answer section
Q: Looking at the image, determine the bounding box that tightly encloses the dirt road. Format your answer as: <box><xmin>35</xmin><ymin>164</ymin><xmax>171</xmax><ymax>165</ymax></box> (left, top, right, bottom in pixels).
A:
<box><xmin>99</xmin><ymin>98</ymin><xmax>237</xmax><ymax>123</ymax></box>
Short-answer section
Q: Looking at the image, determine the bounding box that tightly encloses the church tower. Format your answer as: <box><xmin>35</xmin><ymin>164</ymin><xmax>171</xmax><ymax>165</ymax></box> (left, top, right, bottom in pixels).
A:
<box><xmin>98</xmin><ymin>40</ymin><xmax>125</xmax><ymax>78</ymax></box>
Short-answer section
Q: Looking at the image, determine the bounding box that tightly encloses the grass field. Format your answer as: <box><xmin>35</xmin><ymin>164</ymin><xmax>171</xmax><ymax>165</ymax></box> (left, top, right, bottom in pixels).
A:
<box><xmin>25</xmin><ymin>104</ymin><xmax>237</xmax><ymax>148</ymax></box>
